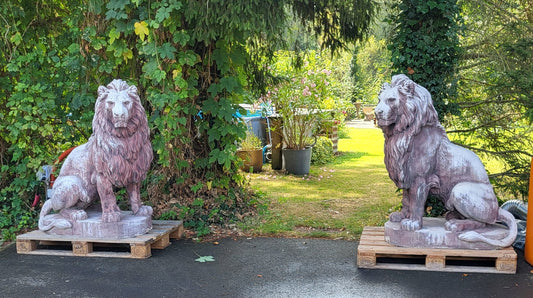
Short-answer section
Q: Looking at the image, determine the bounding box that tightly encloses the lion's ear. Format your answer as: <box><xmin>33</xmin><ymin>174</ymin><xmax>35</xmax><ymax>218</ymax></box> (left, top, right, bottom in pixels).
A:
<box><xmin>128</xmin><ymin>85</ymin><xmax>138</xmax><ymax>95</ymax></box>
<box><xmin>98</xmin><ymin>86</ymin><xmax>108</xmax><ymax>97</ymax></box>
<box><xmin>399</xmin><ymin>82</ymin><xmax>416</xmax><ymax>96</ymax></box>
<box><xmin>381</xmin><ymin>82</ymin><xmax>390</xmax><ymax>92</ymax></box>
<box><xmin>407</xmin><ymin>82</ymin><xmax>415</xmax><ymax>95</ymax></box>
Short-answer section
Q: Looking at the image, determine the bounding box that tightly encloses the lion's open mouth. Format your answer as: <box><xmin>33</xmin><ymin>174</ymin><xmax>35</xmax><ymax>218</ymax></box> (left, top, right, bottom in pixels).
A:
<box><xmin>113</xmin><ymin>119</ymin><xmax>128</xmax><ymax>128</ymax></box>
<box><xmin>377</xmin><ymin>117</ymin><xmax>395</xmax><ymax>127</ymax></box>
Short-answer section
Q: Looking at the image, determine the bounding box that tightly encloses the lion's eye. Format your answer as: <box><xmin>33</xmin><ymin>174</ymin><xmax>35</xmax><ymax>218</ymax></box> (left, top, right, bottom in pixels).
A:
<box><xmin>388</xmin><ymin>98</ymin><xmax>396</xmax><ymax>103</ymax></box>
<box><xmin>123</xmin><ymin>101</ymin><xmax>131</xmax><ymax>106</ymax></box>
<box><xmin>106</xmin><ymin>101</ymin><xmax>115</xmax><ymax>107</ymax></box>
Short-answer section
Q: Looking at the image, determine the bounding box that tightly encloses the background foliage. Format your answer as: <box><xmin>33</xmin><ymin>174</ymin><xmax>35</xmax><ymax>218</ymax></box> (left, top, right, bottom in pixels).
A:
<box><xmin>351</xmin><ymin>35</ymin><xmax>391</xmax><ymax>105</ymax></box>
<box><xmin>388</xmin><ymin>0</ymin><xmax>462</xmax><ymax>119</ymax></box>
<box><xmin>448</xmin><ymin>0</ymin><xmax>533</xmax><ymax>198</ymax></box>
<box><xmin>0</xmin><ymin>0</ymin><xmax>375</xmax><ymax>240</ymax></box>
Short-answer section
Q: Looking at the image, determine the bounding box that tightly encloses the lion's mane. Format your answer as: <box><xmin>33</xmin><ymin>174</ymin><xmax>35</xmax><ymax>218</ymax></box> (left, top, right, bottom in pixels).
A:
<box><xmin>381</xmin><ymin>74</ymin><xmax>444</xmax><ymax>188</ymax></box>
<box><xmin>90</xmin><ymin>79</ymin><xmax>153</xmax><ymax>188</ymax></box>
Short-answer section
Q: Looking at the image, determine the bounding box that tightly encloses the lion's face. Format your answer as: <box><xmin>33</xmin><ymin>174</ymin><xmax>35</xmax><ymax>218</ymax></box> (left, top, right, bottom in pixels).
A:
<box><xmin>105</xmin><ymin>89</ymin><xmax>133</xmax><ymax>128</ymax></box>
<box><xmin>375</xmin><ymin>84</ymin><xmax>400</xmax><ymax>127</ymax></box>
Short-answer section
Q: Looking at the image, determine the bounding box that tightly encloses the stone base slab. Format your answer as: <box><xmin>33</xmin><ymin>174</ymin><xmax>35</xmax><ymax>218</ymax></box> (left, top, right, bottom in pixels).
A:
<box><xmin>43</xmin><ymin>211</ymin><xmax>152</xmax><ymax>239</ymax></box>
<box><xmin>384</xmin><ymin>217</ymin><xmax>510</xmax><ymax>250</ymax></box>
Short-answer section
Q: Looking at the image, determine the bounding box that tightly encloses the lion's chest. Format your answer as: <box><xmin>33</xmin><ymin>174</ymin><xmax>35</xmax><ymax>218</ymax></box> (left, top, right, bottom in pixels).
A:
<box><xmin>384</xmin><ymin>127</ymin><xmax>444</xmax><ymax>188</ymax></box>
<box><xmin>91</xmin><ymin>135</ymin><xmax>148</xmax><ymax>187</ymax></box>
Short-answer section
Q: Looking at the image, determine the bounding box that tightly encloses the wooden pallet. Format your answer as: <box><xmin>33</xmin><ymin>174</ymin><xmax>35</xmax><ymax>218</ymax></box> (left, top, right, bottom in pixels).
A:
<box><xmin>16</xmin><ymin>220</ymin><xmax>183</xmax><ymax>259</ymax></box>
<box><xmin>357</xmin><ymin>226</ymin><xmax>517</xmax><ymax>274</ymax></box>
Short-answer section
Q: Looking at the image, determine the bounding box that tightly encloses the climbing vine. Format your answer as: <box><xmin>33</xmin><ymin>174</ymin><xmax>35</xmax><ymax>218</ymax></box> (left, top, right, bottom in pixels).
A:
<box><xmin>388</xmin><ymin>0</ymin><xmax>462</xmax><ymax>119</ymax></box>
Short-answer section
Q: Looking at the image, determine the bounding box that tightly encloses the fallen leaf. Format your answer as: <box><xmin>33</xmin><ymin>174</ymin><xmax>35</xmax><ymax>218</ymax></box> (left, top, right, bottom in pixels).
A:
<box><xmin>195</xmin><ymin>255</ymin><xmax>215</xmax><ymax>263</ymax></box>
<box><xmin>213</xmin><ymin>241</ymin><xmax>219</xmax><ymax>245</ymax></box>
<box><xmin>257</xmin><ymin>274</ymin><xmax>263</xmax><ymax>278</ymax></box>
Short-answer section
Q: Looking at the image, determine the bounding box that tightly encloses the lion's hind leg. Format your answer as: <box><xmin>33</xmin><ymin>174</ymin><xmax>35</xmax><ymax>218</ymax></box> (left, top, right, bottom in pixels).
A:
<box><xmin>446</xmin><ymin>182</ymin><xmax>499</xmax><ymax>224</ymax></box>
<box><xmin>39</xmin><ymin>176</ymin><xmax>90</xmax><ymax>231</ymax></box>
<box><xmin>38</xmin><ymin>199</ymin><xmax>67</xmax><ymax>230</ymax></box>
<box><xmin>444</xmin><ymin>218</ymin><xmax>486</xmax><ymax>232</ymax></box>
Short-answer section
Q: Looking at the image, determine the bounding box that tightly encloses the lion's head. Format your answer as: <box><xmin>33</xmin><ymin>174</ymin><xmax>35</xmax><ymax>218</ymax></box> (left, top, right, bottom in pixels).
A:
<box><xmin>90</xmin><ymin>79</ymin><xmax>152</xmax><ymax>187</ymax></box>
<box><xmin>93</xmin><ymin>79</ymin><xmax>148</xmax><ymax>139</ymax></box>
<box><xmin>375</xmin><ymin>74</ymin><xmax>439</xmax><ymax>136</ymax></box>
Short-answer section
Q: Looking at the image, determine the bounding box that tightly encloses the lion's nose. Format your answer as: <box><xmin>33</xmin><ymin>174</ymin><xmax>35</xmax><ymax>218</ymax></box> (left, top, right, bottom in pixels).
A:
<box><xmin>113</xmin><ymin>104</ymin><xmax>126</xmax><ymax>118</ymax></box>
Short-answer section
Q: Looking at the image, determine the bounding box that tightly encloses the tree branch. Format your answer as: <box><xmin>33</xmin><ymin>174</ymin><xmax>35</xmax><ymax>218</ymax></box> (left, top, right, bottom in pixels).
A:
<box><xmin>451</xmin><ymin>142</ymin><xmax>532</xmax><ymax>157</ymax></box>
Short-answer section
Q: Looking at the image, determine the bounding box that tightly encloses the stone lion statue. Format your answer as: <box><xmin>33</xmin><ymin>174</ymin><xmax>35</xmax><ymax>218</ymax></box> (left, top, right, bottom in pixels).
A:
<box><xmin>39</xmin><ymin>79</ymin><xmax>153</xmax><ymax>231</ymax></box>
<box><xmin>375</xmin><ymin>74</ymin><xmax>516</xmax><ymax>247</ymax></box>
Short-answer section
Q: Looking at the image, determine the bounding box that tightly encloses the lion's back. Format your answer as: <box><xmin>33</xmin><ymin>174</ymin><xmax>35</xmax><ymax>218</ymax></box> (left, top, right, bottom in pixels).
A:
<box><xmin>58</xmin><ymin>143</ymin><xmax>94</xmax><ymax>178</ymax></box>
<box><xmin>436</xmin><ymin>140</ymin><xmax>490</xmax><ymax>186</ymax></box>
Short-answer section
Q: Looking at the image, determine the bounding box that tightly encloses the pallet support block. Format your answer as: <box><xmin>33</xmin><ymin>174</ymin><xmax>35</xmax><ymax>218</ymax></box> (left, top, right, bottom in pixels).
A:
<box><xmin>72</xmin><ymin>241</ymin><xmax>93</xmax><ymax>256</ymax></box>
<box><xmin>16</xmin><ymin>239</ymin><xmax>38</xmax><ymax>253</ymax></box>
<box><xmin>170</xmin><ymin>224</ymin><xmax>184</xmax><ymax>239</ymax></box>
<box><xmin>131</xmin><ymin>243</ymin><xmax>151</xmax><ymax>258</ymax></box>
<box><xmin>151</xmin><ymin>234</ymin><xmax>170</xmax><ymax>249</ymax></box>
<box><xmin>426</xmin><ymin>255</ymin><xmax>445</xmax><ymax>270</ymax></box>
<box><xmin>357</xmin><ymin>226</ymin><xmax>517</xmax><ymax>274</ymax></box>
<box><xmin>16</xmin><ymin>220</ymin><xmax>183</xmax><ymax>259</ymax></box>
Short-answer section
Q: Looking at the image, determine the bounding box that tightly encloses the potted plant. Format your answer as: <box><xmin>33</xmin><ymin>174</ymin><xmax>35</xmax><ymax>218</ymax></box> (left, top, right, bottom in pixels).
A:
<box><xmin>268</xmin><ymin>76</ymin><xmax>326</xmax><ymax>175</ymax></box>
<box><xmin>236</xmin><ymin>130</ymin><xmax>263</xmax><ymax>173</ymax></box>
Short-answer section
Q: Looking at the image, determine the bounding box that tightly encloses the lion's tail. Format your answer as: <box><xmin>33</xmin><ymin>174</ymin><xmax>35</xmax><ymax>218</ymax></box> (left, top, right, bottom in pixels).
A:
<box><xmin>458</xmin><ymin>208</ymin><xmax>518</xmax><ymax>248</ymax></box>
<box><xmin>38</xmin><ymin>200</ymin><xmax>71</xmax><ymax>231</ymax></box>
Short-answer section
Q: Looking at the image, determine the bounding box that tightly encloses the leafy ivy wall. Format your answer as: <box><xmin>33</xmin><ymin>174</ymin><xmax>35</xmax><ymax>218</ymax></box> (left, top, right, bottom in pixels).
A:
<box><xmin>388</xmin><ymin>0</ymin><xmax>462</xmax><ymax>119</ymax></box>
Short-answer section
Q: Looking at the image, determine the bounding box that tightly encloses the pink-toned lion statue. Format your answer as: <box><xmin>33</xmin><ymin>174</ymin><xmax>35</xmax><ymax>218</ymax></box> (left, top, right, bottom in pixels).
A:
<box><xmin>374</xmin><ymin>74</ymin><xmax>516</xmax><ymax>247</ymax></box>
<box><xmin>39</xmin><ymin>79</ymin><xmax>153</xmax><ymax>230</ymax></box>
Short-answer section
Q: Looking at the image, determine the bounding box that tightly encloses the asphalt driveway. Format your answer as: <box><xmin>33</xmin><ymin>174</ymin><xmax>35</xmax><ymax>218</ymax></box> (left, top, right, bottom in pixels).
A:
<box><xmin>1</xmin><ymin>237</ymin><xmax>532</xmax><ymax>297</ymax></box>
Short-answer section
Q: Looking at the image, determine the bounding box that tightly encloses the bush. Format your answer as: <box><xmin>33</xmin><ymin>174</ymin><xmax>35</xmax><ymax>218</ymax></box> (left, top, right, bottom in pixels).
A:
<box><xmin>311</xmin><ymin>136</ymin><xmax>334</xmax><ymax>165</ymax></box>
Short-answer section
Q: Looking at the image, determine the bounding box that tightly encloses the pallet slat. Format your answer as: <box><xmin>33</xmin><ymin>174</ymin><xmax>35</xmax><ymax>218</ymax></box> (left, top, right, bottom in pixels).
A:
<box><xmin>357</xmin><ymin>227</ymin><xmax>517</xmax><ymax>274</ymax></box>
<box><xmin>16</xmin><ymin>220</ymin><xmax>183</xmax><ymax>259</ymax></box>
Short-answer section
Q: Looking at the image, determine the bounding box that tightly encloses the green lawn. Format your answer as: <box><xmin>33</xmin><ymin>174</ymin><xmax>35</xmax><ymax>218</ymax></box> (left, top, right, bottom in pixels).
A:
<box><xmin>241</xmin><ymin>127</ymin><xmax>400</xmax><ymax>240</ymax></box>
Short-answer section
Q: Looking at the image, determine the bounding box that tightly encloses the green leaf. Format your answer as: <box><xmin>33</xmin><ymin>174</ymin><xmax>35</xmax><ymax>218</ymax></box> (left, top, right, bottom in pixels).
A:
<box><xmin>195</xmin><ymin>255</ymin><xmax>215</xmax><ymax>263</ymax></box>
<box><xmin>10</xmin><ymin>32</ymin><xmax>22</xmax><ymax>46</ymax></box>
<box><xmin>155</xmin><ymin>6</ymin><xmax>171</xmax><ymax>23</ymax></box>
<box><xmin>173</xmin><ymin>30</ymin><xmax>190</xmax><ymax>46</ymax></box>
<box><xmin>109</xmin><ymin>28</ymin><xmax>121</xmax><ymax>45</ymax></box>
<box><xmin>159</xmin><ymin>43</ymin><xmax>176</xmax><ymax>60</ymax></box>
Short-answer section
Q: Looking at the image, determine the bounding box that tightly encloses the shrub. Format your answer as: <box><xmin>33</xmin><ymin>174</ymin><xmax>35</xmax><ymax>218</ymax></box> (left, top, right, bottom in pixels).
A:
<box><xmin>311</xmin><ymin>136</ymin><xmax>334</xmax><ymax>165</ymax></box>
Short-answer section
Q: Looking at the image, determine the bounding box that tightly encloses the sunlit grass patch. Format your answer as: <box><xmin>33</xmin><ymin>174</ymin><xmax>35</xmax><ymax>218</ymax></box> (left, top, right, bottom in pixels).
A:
<box><xmin>241</xmin><ymin>126</ymin><xmax>399</xmax><ymax>240</ymax></box>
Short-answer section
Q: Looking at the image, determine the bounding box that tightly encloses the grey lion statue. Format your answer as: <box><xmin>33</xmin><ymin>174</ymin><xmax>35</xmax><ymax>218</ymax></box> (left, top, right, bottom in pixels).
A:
<box><xmin>375</xmin><ymin>74</ymin><xmax>516</xmax><ymax>247</ymax></box>
<box><xmin>39</xmin><ymin>79</ymin><xmax>153</xmax><ymax>230</ymax></box>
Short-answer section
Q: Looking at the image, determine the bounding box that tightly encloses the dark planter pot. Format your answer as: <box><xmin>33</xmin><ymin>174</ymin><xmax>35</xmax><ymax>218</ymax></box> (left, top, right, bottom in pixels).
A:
<box><xmin>237</xmin><ymin>149</ymin><xmax>263</xmax><ymax>173</ymax></box>
<box><xmin>283</xmin><ymin>147</ymin><xmax>313</xmax><ymax>175</ymax></box>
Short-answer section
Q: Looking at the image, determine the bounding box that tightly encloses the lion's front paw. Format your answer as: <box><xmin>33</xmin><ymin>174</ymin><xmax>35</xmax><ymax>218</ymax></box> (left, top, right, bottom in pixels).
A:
<box><xmin>134</xmin><ymin>205</ymin><xmax>153</xmax><ymax>217</ymax></box>
<box><xmin>389</xmin><ymin>211</ymin><xmax>405</xmax><ymax>222</ymax></box>
<box><xmin>400</xmin><ymin>218</ymin><xmax>421</xmax><ymax>231</ymax></box>
<box><xmin>444</xmin><ymin>220</ymin><xmax>459</xmax><ymax>232</ymax></box>
<box><xmin>70</xmin><ymin>210</ymin><xmax>88</xmax><ymax>221</ymax></box>
<box><xmin>101</xmin><ymin>211</ymin><xmax>122</xmax><ymax>223</ymax></box>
